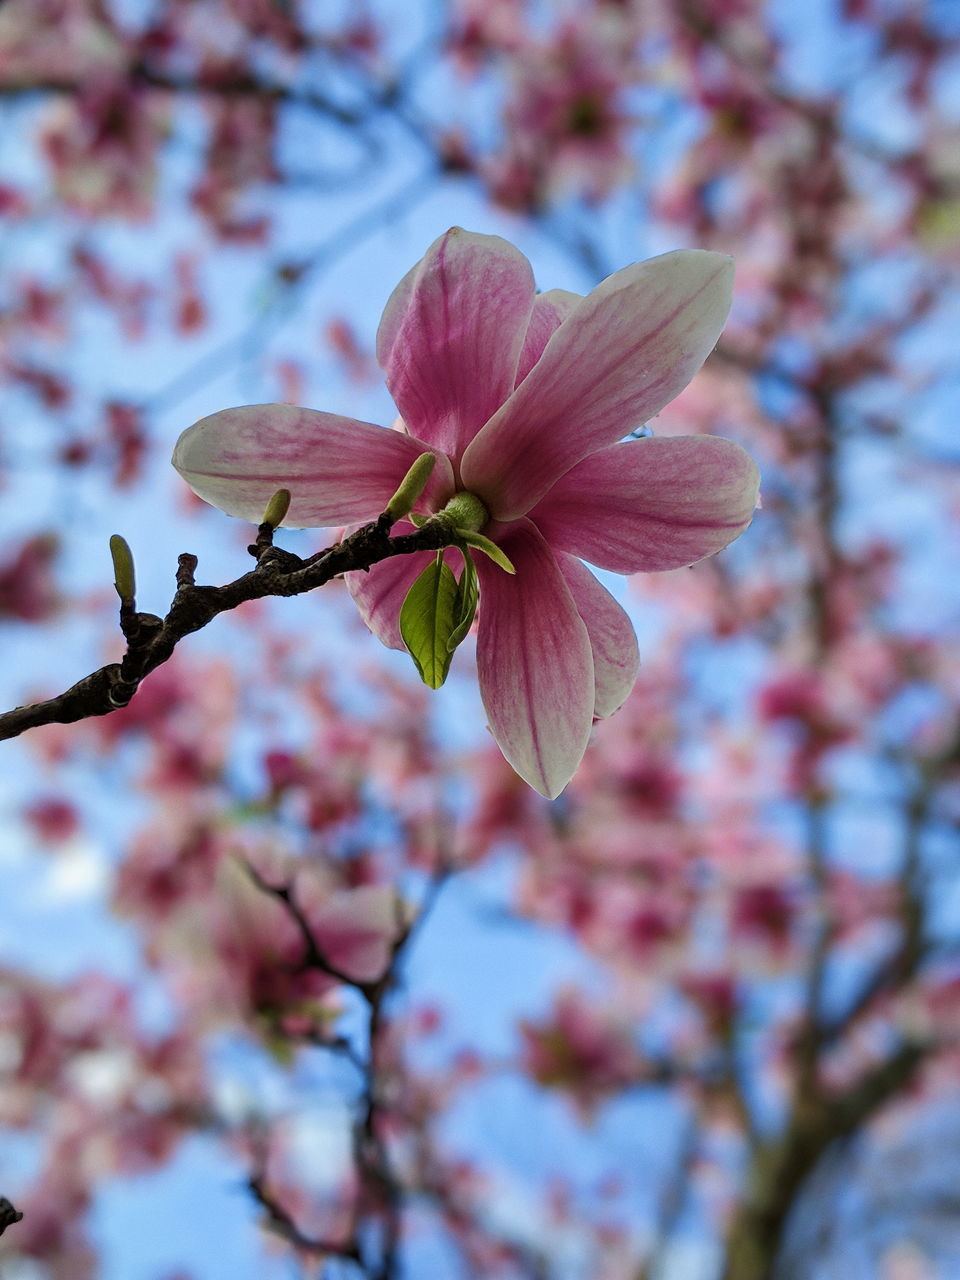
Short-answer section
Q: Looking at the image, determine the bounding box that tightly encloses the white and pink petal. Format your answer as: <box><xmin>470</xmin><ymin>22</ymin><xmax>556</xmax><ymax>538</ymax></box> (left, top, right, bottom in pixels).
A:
<box><xmin>530</xmin><ymin>435</ymin><xmax>760</xmax><ymax>574</ymax></box>
<box><xmin>555</xmin><ymin>554</ymin><xmax>639</xmax><ymax>719</ymax></box>
<box><xmin>514</xmin><ymin>288</ymin><xmax>582</xmax><ymax>387</ymax></box>
<box><xmin>376</xmin><ymin>228</ymin><xmax>536</xmax><ymax>462</ymax></box>
<box><xmin>475</xmin><ymin>520</ymin><xmax>594</xmax><ymax>800</ymax></box>
<box><xmin>460</xmin><ymin>250</ymin><xmax>735</xmax><ymax>520</ymax></box>
<box><xmin>172</xmin><ymin>404</ymin><xmax>454</xmax><ymax>528</ymax></box>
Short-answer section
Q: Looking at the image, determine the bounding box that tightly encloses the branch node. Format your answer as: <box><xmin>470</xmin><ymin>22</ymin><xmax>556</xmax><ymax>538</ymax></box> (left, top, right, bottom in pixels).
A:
<box><xmin>107</xmin><ymin>680</ymin><xmax>138</xmax><ymax>709</ymax></box>
<box><xmin>257</xmin><ymin>546</ymin><xmax>305</xmax><ymax>573</ymax></box>
<box><xmin>176</xmin><ymin>553</ymin><xmax>198</xmax><ymax>588</ymax></box>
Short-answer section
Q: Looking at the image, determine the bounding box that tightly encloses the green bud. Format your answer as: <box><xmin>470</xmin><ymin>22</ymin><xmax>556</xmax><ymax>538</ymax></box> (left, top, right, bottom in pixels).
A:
<box><xmin>261</xmin><ymin>488</ymin><xmax>292</xmax><ymax>529</ymax></box>
<box><xmin>385</xmin><ymin>453</ymin><xmax>437</xmax><ymax>522</ymax></box>
<box><xmin>440</xmin><ymin>490</ymin><xmax>488</xmax><ymax>534</ymax></box>
<box><xmin>109</xmin><ymin>534</ymin><xmax>136</xmax><ymax>603</ymax></box>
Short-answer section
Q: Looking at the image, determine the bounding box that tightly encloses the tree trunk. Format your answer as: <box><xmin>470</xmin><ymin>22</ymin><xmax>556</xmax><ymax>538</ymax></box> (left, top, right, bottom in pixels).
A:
<box><xmin>721</xmin><ymin>1103</ymin><xmax>830</xmax><ymax>1280</ymax></box>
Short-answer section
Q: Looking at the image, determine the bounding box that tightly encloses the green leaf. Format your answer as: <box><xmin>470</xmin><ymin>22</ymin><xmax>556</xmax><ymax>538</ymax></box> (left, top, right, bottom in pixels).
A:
<box><xmin>399</xmin><ymin>553</ymin><xmax>460</xmax><ymax>689</ymax></box>
<box><xmin>448</xmin><ymin>548</ymin><xmax>478</xmax><ymax>651</ymax></box>
<box><xmin>455</xmin><ymin>528</ymin><xmax>515</xmax><ymax>573</ymax></box>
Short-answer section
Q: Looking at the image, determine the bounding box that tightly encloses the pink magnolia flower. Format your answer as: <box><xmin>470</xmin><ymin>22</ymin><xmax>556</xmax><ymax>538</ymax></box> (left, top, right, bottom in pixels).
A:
<box><xmin>173</xmin><ymin>228</ymin><xmax>759</xmax><ymax>798</ymax></box>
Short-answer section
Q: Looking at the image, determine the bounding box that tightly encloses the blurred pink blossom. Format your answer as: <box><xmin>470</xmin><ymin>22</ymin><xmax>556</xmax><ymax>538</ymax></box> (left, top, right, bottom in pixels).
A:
<box><xmin>519</xmin><ymin>987</ymin><xmax>644</xmax><ymax>1118</ymax></box>
<box><xmin>0</xmin><ymin>534</ymin><xmax>61</xmax><ymax>622</ymax></box>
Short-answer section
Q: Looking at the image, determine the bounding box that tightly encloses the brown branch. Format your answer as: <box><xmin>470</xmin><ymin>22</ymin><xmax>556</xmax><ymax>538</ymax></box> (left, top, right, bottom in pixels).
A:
<box><xmin>243</xmin><ymin>860</ymin><xmax>378</xmax><ymax>995</ymax></box>
<box><xmin>819</xmin><ymin>757</ymin><xmax>943</xmax><ymax>1045</ymax></box>
<box><xmin>247</xmin><ymin>1173</ymin><xmax>363</xmax><ymax>1263</ymax></box>
<box><xmin>0</xmin><ymin>512</ymin><xmax>462</xmax><ymax>741</ymax></box>
<box><xmin>243</xmin><ymin>850</ymin><xmax>456</xmax><ymax>1278</ymax></box>
<box><xmin>721</xmin><ymin>1039</ymin><xmax>928</xmax><ymax>1280</ymax></box>
<box><xmin>0</xmin><ymin>61</ymin><xmax>368</xmax><ymax>127</ymax></box>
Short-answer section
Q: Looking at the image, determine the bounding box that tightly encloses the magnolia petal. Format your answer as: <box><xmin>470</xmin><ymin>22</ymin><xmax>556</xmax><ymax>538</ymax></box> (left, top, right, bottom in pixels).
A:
<box><xmin>308</xmin><ymin>884</ymin><xmax>400</xmax><ymax>984</ymax></box>
<box><xmin>530</xmin><ymin>435</ymin><xmax>760</xmax><ymax>573</ymax></box>
<box><xmin>475</xmin><ymin>520</ymin><xmax>594</xmax><ymax>799</ymax></box>
<box><xmin>345</xmin><ymin>525</ymin><xmax>462</xmax><ymax>651</ymax></box>
<box><xmin>173</xmin><ymin>404</ymin><xmax>454</xmax><ymax>528</ymax></box>
<box><xmin>555</xmin><ymin>554</ymin><xmax>639</xmax><ymax>718</ymax></box>
<box><xmin>515</xmin><ymin>288</ymin><xmax>582</xmax><ymax>387</ymax></box>
<box><xmin>461</xmin><ymin>250</ymin><xmax>735</xmax><ymax>520</ymax></box>
<box><xmin>376</xmin><ymin>227</ymin><xmax>536</xmax><ymax>462</ymax></box>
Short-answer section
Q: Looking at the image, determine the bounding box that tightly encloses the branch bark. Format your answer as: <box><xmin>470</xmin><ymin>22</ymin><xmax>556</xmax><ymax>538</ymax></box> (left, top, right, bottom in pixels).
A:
<box><xmin>0</xmin><ymin>512</ymin><xmax>462</xmax><ymax>741</ymax></box>
<box><xmin>721</xmin><ymin>1040</ymin><xmax>927</xmax><ymax>1280</ymax></box>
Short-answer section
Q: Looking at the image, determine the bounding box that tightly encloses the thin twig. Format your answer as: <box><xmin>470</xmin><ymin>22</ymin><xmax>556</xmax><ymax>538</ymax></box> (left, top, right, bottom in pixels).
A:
<box><xmin>248</xmin><ymin>1173</ymin><xmax>363</xmax><ymax>1263</ymax></box>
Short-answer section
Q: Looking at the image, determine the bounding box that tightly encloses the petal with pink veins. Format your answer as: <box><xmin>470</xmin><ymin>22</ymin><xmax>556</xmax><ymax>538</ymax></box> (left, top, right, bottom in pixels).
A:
<box><xmin>173</xmin><ymin>404</ymin><xmax>454</xmax><ymax>527</ymax></box>
<box><xmin>376</xmin><ymin>228</ymin><xmax>536</xmax><ymax>462</ymax></box>
<box><xmin>345</xmin><ymin>526</ymin><xmax>462</xmax><ymax>651</ymax></box>
<box><xmin>555</xmin><ymin>554</ymin><xmax>639</xmax><ymax>718</ymax></box>
<box><xmin>530</xmin><ymin>435</ymin><xmax>760</xmax><ymax>573</ymax></box>
<box><xmin>475</xmin><ymin>520</ymin><xmax>594</xmax><ymax>799</ymax></box>
<box><xmin>461</xmin><ymin>250</ymin><xmax>735</xmax><ymax>520</ymax></box>
<box><xmin>515</xmin><ymin>288</ymin><xmax>582</xmax><ymax>387</ymax></box>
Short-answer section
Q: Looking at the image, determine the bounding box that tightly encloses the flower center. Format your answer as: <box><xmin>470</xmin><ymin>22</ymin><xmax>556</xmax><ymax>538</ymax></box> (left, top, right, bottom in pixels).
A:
<box><xmin>439</xmin><ymin>490</ymin><xmax>488</xmax><ymax>534</ymax></box>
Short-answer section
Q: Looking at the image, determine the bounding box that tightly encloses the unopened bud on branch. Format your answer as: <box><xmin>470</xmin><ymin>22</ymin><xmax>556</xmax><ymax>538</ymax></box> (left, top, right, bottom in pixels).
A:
<box><xmin>385</xmin><ymin>453</ymin><xmax>436</xmax><ymax>523</ymax></box>
<box><xmin>109</xmin><ymin>534</ymin><xmax>136</xmax><ymax>604</ymax></box>
<box><xmin>261</xmin><ymin>488</ymin><xmax>291</xmax><ymax>529</ymax></box>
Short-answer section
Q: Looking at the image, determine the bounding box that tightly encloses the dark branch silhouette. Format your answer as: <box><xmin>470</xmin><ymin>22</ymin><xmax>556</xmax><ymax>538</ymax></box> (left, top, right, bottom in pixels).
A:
<box><xmin>0</xmin><ymin>1198</ymin><xmax>23</xmax><ymax>1237</ymax></box>
<box><xmin>0</xmin><ymin>513</ymin><xmax>462</xmax><ymax>741</ymax></box>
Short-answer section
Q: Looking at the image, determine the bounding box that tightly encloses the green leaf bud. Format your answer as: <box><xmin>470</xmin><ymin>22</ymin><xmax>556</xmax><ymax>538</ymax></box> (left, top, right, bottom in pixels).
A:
<box><xmin>109</xmin><ymin>534</ymin><xmax>136</xmax><ymax>603</ymax></box>
<box><xmin>261</xmin><ymin>488</ymin><xmax>292</xmax><ymax>529</ymax></box>
<box><xmin>385</xmin><ymin>453</ymin><xmax>437</xmax><ymax>523</ymax></box>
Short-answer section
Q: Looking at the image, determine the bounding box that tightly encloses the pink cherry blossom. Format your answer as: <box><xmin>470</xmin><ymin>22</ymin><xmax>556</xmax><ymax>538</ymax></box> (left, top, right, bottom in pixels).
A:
<box><xmin>173</xmin><ymin>228</ymin><xmax>759</xmax><ymax>798</ymax></box>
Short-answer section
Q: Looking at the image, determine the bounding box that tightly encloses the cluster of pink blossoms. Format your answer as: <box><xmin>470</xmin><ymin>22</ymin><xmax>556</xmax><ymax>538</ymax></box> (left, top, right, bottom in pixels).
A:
<box><xmin>173</xmin><ymin>229</ymin><xmax>759</xmax><ymax>798</ymax></box>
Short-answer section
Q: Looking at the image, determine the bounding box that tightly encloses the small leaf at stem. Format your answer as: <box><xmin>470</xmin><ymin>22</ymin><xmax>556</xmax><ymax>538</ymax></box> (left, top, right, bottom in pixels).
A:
<box><xmin>456</xmin><ymin>529</ymin><xmax>515</xmax><ymax>573</ymax></box>
<box><xmin>399</xmin><ymin>553</ymin><xmax>460</xmax><ymax>689</ymax></box>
